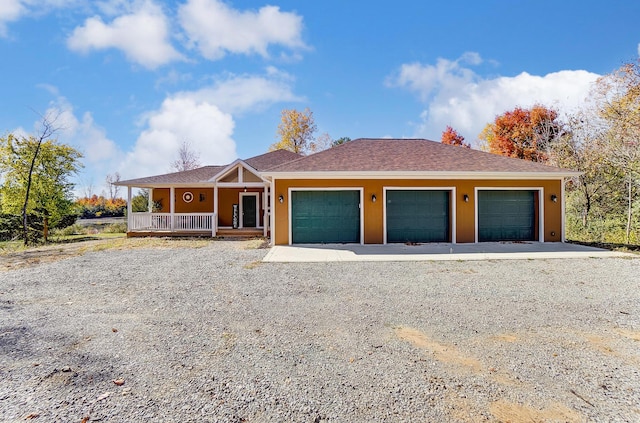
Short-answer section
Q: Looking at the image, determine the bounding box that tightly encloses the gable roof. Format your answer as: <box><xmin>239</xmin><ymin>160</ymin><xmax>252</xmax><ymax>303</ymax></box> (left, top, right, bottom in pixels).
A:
<box><xmin>116</xmin><ymin>165</ymin><xmax>226</xmax><ymax>187</ymax></box>
<box><xmin>116</xmin><ymin>149</ymin><xmax>302</xmax><ymax>187</ymax></box>
<box><xmin>263</xmin><ymin>138</ymin><xmax>579</xmax><ymax>177</ymax></box>
<box><xmin>245</xmin><ymin>149</ymin><xmax>303</xmax><ymax>171</ymax></box>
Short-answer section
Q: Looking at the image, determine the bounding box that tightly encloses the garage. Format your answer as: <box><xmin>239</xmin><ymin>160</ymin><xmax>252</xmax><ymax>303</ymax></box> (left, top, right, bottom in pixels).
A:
<box><xmin>291</xmin><ymin>190</ymin><xmax>361</xmax><ymax>243</ymax></box>
<box><xmin>386</xmin><ymin>190</ymin><xmax>450</xmax><ymax>243</ymax></box>
<box><xmin>478</xmin><ymin>190</ymin><xmax>537</xmax><ymax>242</ymax></box>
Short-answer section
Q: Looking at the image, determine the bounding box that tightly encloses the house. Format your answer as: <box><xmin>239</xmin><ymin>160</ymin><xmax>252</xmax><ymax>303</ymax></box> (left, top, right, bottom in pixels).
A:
<box><xmin>117</xmin><ymin>138</ymin><xmax>579</xmax><ymax>244</ymax></box>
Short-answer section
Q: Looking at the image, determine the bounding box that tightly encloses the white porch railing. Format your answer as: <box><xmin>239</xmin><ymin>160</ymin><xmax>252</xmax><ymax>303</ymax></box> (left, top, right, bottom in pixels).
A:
<box><xmin>129</xmin><ymin>213</ymin><xmax>217</xmax><ymax>236</ymax></box>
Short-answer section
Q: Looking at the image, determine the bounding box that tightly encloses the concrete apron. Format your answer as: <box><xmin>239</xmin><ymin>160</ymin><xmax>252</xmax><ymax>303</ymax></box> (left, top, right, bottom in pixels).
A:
<box><xmin>263</xmin><ymin>242</ymin><xmax>636</xmax><ymax>262</ymax></box>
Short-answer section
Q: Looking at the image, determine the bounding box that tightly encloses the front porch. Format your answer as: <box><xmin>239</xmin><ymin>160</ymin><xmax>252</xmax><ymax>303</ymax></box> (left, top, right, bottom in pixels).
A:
<box><xmin>126</xmin><ymin>212</ymin><xmax>266</xmax><ymax>238</ymax></box>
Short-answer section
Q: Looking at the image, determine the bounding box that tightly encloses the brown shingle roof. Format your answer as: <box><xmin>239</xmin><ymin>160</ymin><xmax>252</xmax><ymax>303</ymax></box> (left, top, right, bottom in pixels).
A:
<box><xmin>116</xmin><ymin>165</ymin><xmax>226</xmax><ymax>186</ymax></box>
<box><xmin>117</xmin><ymin>149</ymin><xmax>302</xmax><ymax>186</ymax></box>
<box><xmin>245</xmin><ymin>149</ymin><xmax>303</xmax><ymax>171</ymax></box>
<box><xmin>265</xmin><ymin>138</ymin><xmax>576</xmax><ymax>174</ymax></box>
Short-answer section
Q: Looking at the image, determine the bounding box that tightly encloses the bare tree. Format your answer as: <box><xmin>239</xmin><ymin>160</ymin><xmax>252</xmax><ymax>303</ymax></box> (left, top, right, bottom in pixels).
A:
<box><xmin>105</xmin><ymin>172</ymin><xmax>121</xmax><ymax>200</ymax></box>
<box><xmin>171</xmin><ymin>140</ymin><xmax>201</xmax><ymax>172</ymax></box>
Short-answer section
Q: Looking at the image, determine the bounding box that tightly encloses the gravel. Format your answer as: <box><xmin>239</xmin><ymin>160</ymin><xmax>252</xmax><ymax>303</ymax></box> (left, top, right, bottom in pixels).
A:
<box><xmin>1</xmin><ymin>240</ymin><xmax>639</xmax><ymax>422</ymax></box>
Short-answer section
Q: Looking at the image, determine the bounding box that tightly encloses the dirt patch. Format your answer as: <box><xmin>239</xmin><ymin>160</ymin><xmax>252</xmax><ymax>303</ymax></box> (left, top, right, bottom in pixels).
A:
<box><xmin>615</xmin><ymin>328</ymin><xmax>640</xmax><ymax>342</ymax></box>
<box><xmin>491</xmin><ymin>333</ymin><xmax>519</xmax><ymax>343</ymax></box>
<box><xmin>585</xmin><ymin>335</ymin><xmax>616</xmax><ymax>356</ymax></box>
<box><xmin>489</xmin><ymin>399</ymin><xmax>584</xmax><ymax>423</ymax></box>
<box><xmin>394</xmin><ymin>326</ymin><xmax>482</xmax><ymax>373</ymax></box>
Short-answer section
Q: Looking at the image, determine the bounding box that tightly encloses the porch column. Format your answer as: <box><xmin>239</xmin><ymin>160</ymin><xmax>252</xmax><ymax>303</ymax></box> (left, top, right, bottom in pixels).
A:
<box><xmin>170</xmin><ymin>187</ymin><xmax>175</xmax><ymax>231</ymax></box>
<box><xmin>214</xmin><ymin>185</ymin><xmax>218</xmax><ymax>232</ymax></box>
<box><xmin>127</xmin><ymin>186</ymin><xmax>132</xmax><ymax>231</ymax></box>
<box><xmin>148</xmin><ymin>188</ymin><xmax>153</xmax><ymax>212</ymax></box>
<box><xmin>263</xmin><ymin>184</ymin><xmax>268</xmax><ymax>237</ymax></box>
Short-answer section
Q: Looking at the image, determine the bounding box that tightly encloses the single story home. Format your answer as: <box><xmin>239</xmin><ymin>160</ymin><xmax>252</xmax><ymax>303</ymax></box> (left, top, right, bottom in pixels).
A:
<box><xmin>117</xmin><ymin>138</ymin><xmax>579</xmax><ymax>245</ymax></box>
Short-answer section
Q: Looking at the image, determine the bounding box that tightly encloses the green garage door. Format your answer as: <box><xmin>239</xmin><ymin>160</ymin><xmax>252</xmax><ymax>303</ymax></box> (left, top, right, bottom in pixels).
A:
<box><xmin>386</xmin><ymin>190</ymin><xmax>450</xmax><ymax>243</ymax></box>
<box><xmin>478</xmin><ymin>190</ymin><xmax>536</xmax><ymax>242</ymax></box>
<box><xmin>291</xmin><ymin>190</ymin><xmax>360</xmax><ymax>243</ymax></box>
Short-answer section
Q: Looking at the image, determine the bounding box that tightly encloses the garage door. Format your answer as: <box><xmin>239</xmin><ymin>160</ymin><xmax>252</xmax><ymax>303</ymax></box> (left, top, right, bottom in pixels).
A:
<box><xmin>386</xmin><ymin>190</ymin><xmax>450</xmax><ymax>243</ymax></box>
<box><xmin>478</xmin><ymin>190</ymin><xmax>536</xmax><ymax>242</ymax></box>
<box><xmin>291</xmin><ymin>190</ymin><xmax>360</xmax><ymax>243</ymax></box>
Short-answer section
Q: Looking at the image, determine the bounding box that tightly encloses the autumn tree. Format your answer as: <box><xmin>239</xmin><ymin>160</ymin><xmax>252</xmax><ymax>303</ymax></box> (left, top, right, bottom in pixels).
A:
<box><xmin>0</xmin><ymin>132</ymin><xmax>83</xmax><ymax>243</ymax></box>
<box><xmin>309</xmin><ymin>132</ymin><xmax>333</xmax><ymax>153</ymax></box>
<box><xmin>549</xmin><ymin>112</ymin><xmax>618</xmax><ymax>229</ymax></box>
<box><xmin>441</xmin><ymin>126</ymin><xmax>470</xmax><ymax>148</ymax></box>
<box><xmin>480</xmin><ymin>104</ymin><xmax>563</xmax><ymax>162</ymax></box>
<box><xmin>270</xmin><ymin>108</ymin><xmax>317</xmax><ymax>154</ymax></box>
<box><xmin>593</xmin><ymin>61</ymin><xmax>640</xmax><ymax>243</ymax></box>
<box><xmin>171</xmin><ymin>140</ymin><xmax>201</xmax><ymax>172</ymax></box>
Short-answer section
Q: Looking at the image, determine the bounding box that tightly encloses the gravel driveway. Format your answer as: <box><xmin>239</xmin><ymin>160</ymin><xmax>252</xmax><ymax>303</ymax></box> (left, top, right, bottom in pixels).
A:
<box><xmin>1</xmin><ymin>240</ymin><xmax>639</xmax><ymax>422</ymax></box>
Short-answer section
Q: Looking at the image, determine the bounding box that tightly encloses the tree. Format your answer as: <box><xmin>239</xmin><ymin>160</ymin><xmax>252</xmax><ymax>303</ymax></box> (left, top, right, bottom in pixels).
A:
<box><xmin>0</xmin><ymin>132</ymin><xmax>83</xmax><ymax>243</ymax></box>
<box><xmin>270</xmin><ymin>108</ymin><xmax>317</xmax><ymax>154</ymax></box>
<box><xmin>594</xmin><ymin>61</ymin><xmax>640</xmax><ymax>243</ymax></box>
<box><xmin>171</xmin><ymin>140</ymin><xmax>201</xmax><ymax>172</ymax></box>
<box><xmin>105</xmin><ymin>172</ymin><xmax>121</xmax><ymax>200</ymax></box>
<box><xmin>550</xmin><ymin>112</ymin><xmax>618</xmax><ymax>228</ymax></box>
<box><xmin>441</xmin><ymin>126</ymin><xmax>470</xmax><ymax>148</ymax></box>
<box><xmin>309</xmin><ymin>132</ymin><xmax>333</xmax><ymax>153</ymax></box>
<box><xmin>480</xmin><ymin>104</ymin><xmax>563</xmax><ymax>162</ymax></box>
<box><xmin>332</xmin><ymin>137</ymin><xmax>351</xmax><ymax>147</ymax></box>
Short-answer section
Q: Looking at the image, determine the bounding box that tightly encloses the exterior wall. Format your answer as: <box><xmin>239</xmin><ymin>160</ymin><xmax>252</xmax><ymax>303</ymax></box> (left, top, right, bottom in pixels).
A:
<box><xmin>152</xmin><ymin>188</ymin><xmax>215</xmax><ymax>213</ymax></box>
<box><xmin>273</xmin><ymin>178</ymin><xmax>564</xmax><ymax>245</ymax></box>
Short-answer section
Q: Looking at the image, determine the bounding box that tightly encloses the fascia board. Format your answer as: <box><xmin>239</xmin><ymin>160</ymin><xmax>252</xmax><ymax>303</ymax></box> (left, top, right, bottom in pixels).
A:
<box><xmin>261</xmin><ymin>170</ymin><xmax>582</xmax><ymax>180</ymax></box>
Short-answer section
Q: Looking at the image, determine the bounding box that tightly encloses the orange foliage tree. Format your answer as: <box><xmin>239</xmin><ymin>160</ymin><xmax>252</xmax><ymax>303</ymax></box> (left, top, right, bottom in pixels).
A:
<box><xmin>75</xmin><ymin>195</ymin><xmax>127</xmax><ymax>218</ymax></box>
<box><xmin>481</xmin><ymin>105</ymin><xmax>563</xmax><ymax>162</ymax></box>
<box><xmin>441</xmin><ymin>125</ymin><xmax>470</xmax><ymax>148</ymax></box>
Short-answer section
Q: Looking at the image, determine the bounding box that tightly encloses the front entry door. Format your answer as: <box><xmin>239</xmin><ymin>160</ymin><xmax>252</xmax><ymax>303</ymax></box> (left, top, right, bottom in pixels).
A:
<box><xmin>242</xmin><ymin>194</ymin><xmax>257</xmax><ymax>228</ymax></box>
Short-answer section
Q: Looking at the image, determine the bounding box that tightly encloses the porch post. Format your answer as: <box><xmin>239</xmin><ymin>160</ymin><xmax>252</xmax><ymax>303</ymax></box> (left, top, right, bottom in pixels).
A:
<box><xmin>127</xmin><ymin>186</ymin><xmax>132</xmax><ymax>231</ymax></box>
<box><xmin>170</xmin><ymin>187</ymin><xmax>175</xmax><ymax>231</ymax></box>
<box><xmin>148</xmin><ymin>188</ymin><xmax>153</xmax><ymax>212</ymax></box>
<box><xmin>263</xmin><ymin>184</ymin><xmax>268</xmax><ymax>237</ymax></box>
<box><xmin>214</xmin><ymin>185</ymin><xmax>218</xmax><ymax>232</ymax></box>
<box><xmin>269</xmin><ymin>178</ymin><xmax>275</xmax><ymax>245</ymax></box>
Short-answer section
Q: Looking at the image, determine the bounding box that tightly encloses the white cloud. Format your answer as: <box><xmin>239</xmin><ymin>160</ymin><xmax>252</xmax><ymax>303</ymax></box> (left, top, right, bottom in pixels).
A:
<box><xmin>43</xmin><ymin>96</ymin><xmax>120</xmax><ymax>164</ymax></box>
<box><xmin>388</xmin><ymin>53</ymin><xmax>600</xmax><ymax>145</ymax></box>
<box><xmin>120</xmin><ymin>97</ymin><xmax>236</xmax><ymax>178</ymax></box>
<box><xmin>179</xmin><ymin>69</ymin><xmax>302</xmax><ymax>114</ymax></box>
<box><xmin>0</xmin><ymin>0</ymin><xmax>26</xmax><ymax>36</ymax></box>
<box><xmin>120</xmin><ymin>69</ymin><xmax>300</xmax><ymax>178</ymax></box>
<box><xmin>178</xmin><ymin>0</ymin><xmax>305</xmax><ymax>60</ymax></box>
<box><xmin>1</xmin><ymin>0</ymin><xmax>82</xmax><ymax>36</ymax></box>
<box><xmin>67</xmin><ymin>0</ymin><xmax>182</xmax><ymax>69</ymax></box>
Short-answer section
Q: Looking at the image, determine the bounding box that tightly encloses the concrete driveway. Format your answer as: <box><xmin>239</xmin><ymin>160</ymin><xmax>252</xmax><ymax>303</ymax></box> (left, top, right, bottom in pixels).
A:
<box><xmin>263</xmin><ymin>241</ymin><xmax>635</xmax><ymax>262</ymax></box>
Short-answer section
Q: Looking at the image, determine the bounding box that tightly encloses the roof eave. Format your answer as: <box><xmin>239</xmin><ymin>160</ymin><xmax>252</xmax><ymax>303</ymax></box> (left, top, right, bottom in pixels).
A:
<box><xmin>261</xmin><ymin>170</ymin><xmax>582</xmax><ymax>180</ymax></box>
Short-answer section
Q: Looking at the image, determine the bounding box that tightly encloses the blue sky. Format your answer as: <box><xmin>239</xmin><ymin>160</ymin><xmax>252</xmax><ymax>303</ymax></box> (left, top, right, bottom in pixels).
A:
<box><xmin>1</xmin><ymin>0</ymin><xmax>639</xmax><ymax>196</ymax></box>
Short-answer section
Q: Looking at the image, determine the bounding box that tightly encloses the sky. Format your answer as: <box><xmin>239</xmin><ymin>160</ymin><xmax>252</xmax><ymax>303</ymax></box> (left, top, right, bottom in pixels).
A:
<box><xmin>1</xmin><ymin>0</ymin><xmax>639</xmax><ymax>196</ymax></box>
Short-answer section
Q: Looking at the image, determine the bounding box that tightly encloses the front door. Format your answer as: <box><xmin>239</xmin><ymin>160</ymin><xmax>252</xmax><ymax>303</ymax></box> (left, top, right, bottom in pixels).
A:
<box><xmin>242</xmin><ymin>194</ymin><xmax>257</xmax><ymax>228</ymax></box>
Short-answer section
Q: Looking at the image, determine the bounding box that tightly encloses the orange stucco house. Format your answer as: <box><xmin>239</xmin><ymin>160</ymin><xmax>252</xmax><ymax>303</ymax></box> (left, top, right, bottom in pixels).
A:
<box><xmin>117</xmin><ymin>139</ymin><xmax>578</xmax><ymax>245</ymax></box>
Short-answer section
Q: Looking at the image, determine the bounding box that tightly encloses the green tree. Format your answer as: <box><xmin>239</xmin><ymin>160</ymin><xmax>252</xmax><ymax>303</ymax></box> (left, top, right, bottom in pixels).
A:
<box><xmin>0</xmin><ymin>132</ymin><xmax>83</xmax><ymax>244</ymax></box>
<box><xmin>270</xmin><ymin>108</ymin><xmax>317</xmax><ymax>154</ymax></box>
<box><xmin>332</xmin><ymin>137</ymin><xmax>351</xmax><ymax>147</ymax></box>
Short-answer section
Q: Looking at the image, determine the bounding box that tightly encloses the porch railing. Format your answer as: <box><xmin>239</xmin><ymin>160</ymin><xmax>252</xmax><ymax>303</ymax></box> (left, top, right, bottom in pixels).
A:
<box><xmin>129</xmin><ymin>213</ymin><xmax>217</xmax><ymax>236</ymax></box>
